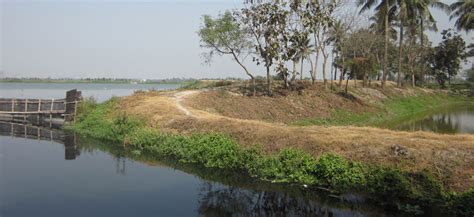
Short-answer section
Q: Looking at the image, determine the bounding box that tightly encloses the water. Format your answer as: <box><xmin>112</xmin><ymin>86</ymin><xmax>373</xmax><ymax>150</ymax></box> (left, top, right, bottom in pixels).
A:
<box><xmin>0</xmin><ymin>125</ymin><xmax>390</xmax><ymax>217</ymax></box>
<box><xmin>390</xmin><ymin>105</ymin><xmax>474</xmax><ymax>134</ymax></box>
<box><xmin>0</xmin><ymin>82</ymin><xmax>181</xmax><ymax>102</ymax></box>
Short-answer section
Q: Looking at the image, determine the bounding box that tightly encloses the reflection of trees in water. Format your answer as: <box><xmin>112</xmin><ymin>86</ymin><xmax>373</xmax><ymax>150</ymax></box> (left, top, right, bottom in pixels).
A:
<box><xmin>197</xmin><ymin>182</ymin><xmax>368</xmax><ymax>217</ymax></box>
<box><xmin>396</xmin><ymin>106</ymin><xmax>474</xmax><ymax>134</ymax></box>
<box><xmin>401</xmin><ymin>113</ymin><xmax>462</xmax><ymax>134</ymax></box>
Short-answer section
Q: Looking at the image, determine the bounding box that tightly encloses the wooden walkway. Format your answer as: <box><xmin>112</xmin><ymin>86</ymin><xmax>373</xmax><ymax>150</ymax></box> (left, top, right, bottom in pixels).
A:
<box><xmin>0</xmin><ymin>89</ymin><xmax>82</xmax><ymax>124</ymax></box>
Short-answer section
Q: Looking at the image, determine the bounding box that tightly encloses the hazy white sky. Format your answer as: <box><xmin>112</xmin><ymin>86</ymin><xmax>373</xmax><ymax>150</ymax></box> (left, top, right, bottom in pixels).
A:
<box><xmin>0</xmin><ymin>0</ymin><xmax>472</xmax><ymax>79</ymax></box>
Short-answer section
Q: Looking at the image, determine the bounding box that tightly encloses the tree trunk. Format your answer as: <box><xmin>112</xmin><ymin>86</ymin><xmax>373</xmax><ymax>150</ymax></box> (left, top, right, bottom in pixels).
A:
<box><xmin>420</xmin><ymin>16</ymin><xmax>424</xmax><ymax>86</ymax></box>
<box><xmin>330</xmin><ymin>50</ymin><xmax>334</xmax><ymax>89</ymax></box>
<box><xmin>292</xmin><ymin>60</ymin><xmax>297</xmax><ymax>81</ymax></box>
<box><xmin>382</xmin><ymin>1</ymin><xmax>389</xmax><ymax>88</ymax></box>
<box><xmin>322</xmin><ymin>56</ymin><xmax>328</xmax><ymax>89</ymax></box>
<box><xmin>300</xmin><ymin>57</ymin><xmax>304</xmax><ymax>80</ymax></box>
<box><xmin>232</xmin><ymin>51</ymin><xmax>255</xmax><ymax>96</ymax></box>
<box><xmin>266</xmin><ymin>66</ymin><xmax>272</xmax><ymax>96</ymax></box>
<box><xmin>345</xmin><ymin>72</ymin><xmax>349</xmax><ymax>94</ymax></box>
<box><xmin>313</xmin><ymin>33</ymin><xmax>319</xmax><ymax>85</ymax></box>
<box><xmin>397</xmin><ymin>4</ymin><xmax>404</xmax><ymax>87</ymax></box>
<box><xmin>339</xmin><ymin>53</ymin><xmax>345</xmax><ymax>86</ymax></box>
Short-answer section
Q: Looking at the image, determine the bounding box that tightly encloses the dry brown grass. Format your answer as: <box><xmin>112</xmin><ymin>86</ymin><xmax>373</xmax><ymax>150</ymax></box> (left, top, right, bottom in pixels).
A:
<box><xmin>119</xmin><ymin>86</ymin><xmax>474</xmax><ymax>191</ymax></box>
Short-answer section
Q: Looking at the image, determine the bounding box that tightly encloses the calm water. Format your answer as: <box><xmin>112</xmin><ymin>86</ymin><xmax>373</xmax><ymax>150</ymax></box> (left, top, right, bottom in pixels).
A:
<box><xmin>391</xmin><ymin>105</ymin><xmax>474</xmax><ymax>134</ymax></box>
<box><xmin>0</xmin><ymin>125</ymin><xmax>390</xmax><ymax>217</ymax></box>
<box><xmin>0</xmin><ymin>82</ymin><xmax>181</xmax><ymax>102</ymax></box>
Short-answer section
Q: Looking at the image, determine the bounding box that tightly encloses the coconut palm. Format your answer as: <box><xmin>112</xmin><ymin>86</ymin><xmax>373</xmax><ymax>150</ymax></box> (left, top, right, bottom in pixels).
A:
<box><xmin>408</xmin><ymin>0</ymin><xmax>449</xmax><ymax>85</ymax></box>
<box><xmin>450</xmin><ymin>0</ymin><xmax>474</xmax><ymax>32</ymax></box>
<box><xmin>357</xmin><ymin>0</ymin><xmax>396</xmax><ymax>88</ymax></box>
<box><xmin>328</xmin><ymin>20</ymin><xmax>349</xmax><ymax>86</ymax></box>
<box><xmin>294</xmin><ymin>35</ymin><xmax>314</xmax><ymax>80</ymax></box>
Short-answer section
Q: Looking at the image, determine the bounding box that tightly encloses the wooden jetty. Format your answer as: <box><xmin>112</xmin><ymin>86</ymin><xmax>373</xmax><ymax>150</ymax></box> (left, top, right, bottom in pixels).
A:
<box><xmin>0</xmin><ymin>89</ymin><xmax>82</xmax><ymax>125</ymax></box>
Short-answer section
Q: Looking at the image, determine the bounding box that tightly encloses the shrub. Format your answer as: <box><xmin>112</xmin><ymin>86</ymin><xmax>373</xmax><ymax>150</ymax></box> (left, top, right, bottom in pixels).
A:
<box><xmin>366</xmin><ymin>168</ymin><xmax>413</xmax><ymax>201</ymax></box>
<box><xmin>181</xmin><ymin>134</ymin><xmax>243</xmax><ymax>169</ymax></box>
<box><xmin>314</xmin><ymin>154</ymin><xmax>367</xmax><ymax>190</ymax></box>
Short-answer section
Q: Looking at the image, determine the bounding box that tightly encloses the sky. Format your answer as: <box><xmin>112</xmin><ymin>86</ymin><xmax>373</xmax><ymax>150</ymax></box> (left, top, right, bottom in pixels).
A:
<box><xmin>0</xmin><ymin>0</ymin><xmax>472</xmax><ymax>79</ymax></box>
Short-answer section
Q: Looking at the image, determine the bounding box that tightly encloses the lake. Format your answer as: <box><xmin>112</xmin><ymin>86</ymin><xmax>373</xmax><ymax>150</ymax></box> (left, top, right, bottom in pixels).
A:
<box><xmin>0</xmin><ymin>122</ymin><xmax>390</xmax><ymax>217</ymax></box>
<box><xmin>0</xmin><ymin>82</ymin><xmax>181</xmax><ymax>102</ymax></box>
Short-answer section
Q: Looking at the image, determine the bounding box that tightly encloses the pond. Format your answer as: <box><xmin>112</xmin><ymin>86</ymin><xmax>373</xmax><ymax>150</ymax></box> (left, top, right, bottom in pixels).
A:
<box><xmin>389</xmin><ymin>105</ymin><xmax>474</xmax><ymax>134</ymax></box>
<box><xmin>0</xmin><ymin>122</ymin><xmax>392</xmax><ymax>217</ymax></box>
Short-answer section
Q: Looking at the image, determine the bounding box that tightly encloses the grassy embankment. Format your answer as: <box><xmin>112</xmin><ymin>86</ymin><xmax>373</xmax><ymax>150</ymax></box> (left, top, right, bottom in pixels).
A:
<box><xmin>71</xmin><ymin>89</ymin><xmax>474</xmax><ymax>216</ymax></box>
<box><xmin>294</xmin><ymin>93</ymin><xmax>472</xmax><ymax>127</ymax></box>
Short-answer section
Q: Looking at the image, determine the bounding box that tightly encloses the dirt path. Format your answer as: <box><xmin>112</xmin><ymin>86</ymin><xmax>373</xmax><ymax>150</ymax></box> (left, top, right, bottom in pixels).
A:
<box><xmin>173</xmin><ymin>90</ymin><xmax>201</xmax><ymax>117</ymax></box>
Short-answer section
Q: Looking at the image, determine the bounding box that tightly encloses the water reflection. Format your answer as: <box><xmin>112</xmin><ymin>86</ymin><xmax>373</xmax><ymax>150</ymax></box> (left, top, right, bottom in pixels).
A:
<box><xmin>391</xmin><ymin>106</ymin><xmax>474</xmax><ymax>134</ymax></box>
<box><xmin>0</xmin><ymin>121</ymin><xmax>80</xmax><ymax>160</ymax></box>
<box><xmin>0</xmin><ymin>123</ymin><xmax>392</xmax><ymax>217</ymax></box>
<box><xmin>197</xmin><ymin>183</ymin><xmax>368</xmax><ymax>217</ymax></box>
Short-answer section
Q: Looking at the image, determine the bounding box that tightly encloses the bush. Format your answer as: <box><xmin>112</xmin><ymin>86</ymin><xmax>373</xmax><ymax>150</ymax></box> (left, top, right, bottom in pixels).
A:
<box><xmin>367</xmin><ymin>168</ymin><xmax>413</xmax><ymax>201</ymax></box>
<box><xmin>445</xmin><ymin>188</ymin><xmax>474</xmax><ymax>217</ymax></box>
<box><xmin>314</xmin><ymin>154</ymin><xmax>366</xmax><ymax>190</ymax></box>
<box><xmin>252</xmin><ymin>149</ymin><xmax>317</xmax><ymax>183</ymax></box>
<box><xmin>181</xmin><ymin>134</ymin><xmax>243</xmax><ymax>169</ymax></box>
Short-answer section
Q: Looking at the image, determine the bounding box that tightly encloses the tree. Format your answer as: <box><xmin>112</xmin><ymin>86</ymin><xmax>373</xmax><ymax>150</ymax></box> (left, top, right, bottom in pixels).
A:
<box><xmin>409</xmin><ymin>0</ymin><xmax>449</xmax><ymax>86</ymax></box>
<box><xmin>357</xmin><ymin>0</ymin><xmax>396</xmax><ymax>88</ymax></box>
<box><xmin>428</xmin><ymin>29</ymin><xmax>467</xmax><ymax>86</ymax></box>
<box><xmin>302</xmin><ymin>0</ymin><xmax>338</xmax><ymax>85</ymax></box>
<box><xmin>450</xmin><ymin>0</ymin><xmax>474</xmax><ymax>32</ymax></box>
<box><xmin>238</xmin><ymin>2</ymin><xmax>290</xmax><ymax>96</ymax></box>
<box><xmin>198</xmin><ymin>11</ymin><xmax>256</xmax><ymax>95</ymax></box>
<box><xmin>467</xmin><ymin>68</ymin><xmax>474</xmax><ymax>82</ymax></box>
<box><xmin>328</xmin><ymin>20</ymin><xmax>349</xmax><ymax>87</ymax></box>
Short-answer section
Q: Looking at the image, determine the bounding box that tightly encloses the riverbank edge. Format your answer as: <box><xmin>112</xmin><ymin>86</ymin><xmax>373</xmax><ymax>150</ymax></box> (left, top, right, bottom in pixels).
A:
<box><xmin>293</xmin><ymin>92</ymin><xmax>473</xmax><ymax>127</ymax></box>
<box><xmin>69</xmin><ymin>94</ymin><xmax>474</xmax><ymax>216</ymax></box>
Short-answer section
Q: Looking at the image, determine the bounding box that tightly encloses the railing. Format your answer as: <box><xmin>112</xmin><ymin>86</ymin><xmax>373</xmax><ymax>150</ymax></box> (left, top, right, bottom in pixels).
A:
<box><xmin>0</xmin><ymin>89</ymin><xmax>82</xmax><ymax>124</ymax></box>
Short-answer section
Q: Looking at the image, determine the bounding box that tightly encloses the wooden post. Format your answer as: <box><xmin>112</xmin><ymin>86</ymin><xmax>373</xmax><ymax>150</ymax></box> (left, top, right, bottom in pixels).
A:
<box><xmin>73</xmin><ymin>101</ymin><xmax>78</xmax><ymax>122</ymax></box>
<box><xmin>38</xmin><ymin>99</ymin><xmax>42</xmax><ymax>112</ymax></box>
<box><xmin>50</xmin><ymin>99</ymin><xmax>54</xmax><ymax>127</ymax></box>
<box><xmin>11</xmin><ymin>99</ymin><xmax>14</xmax><ymax>112</ymax></box>
<box><xmin>24</xmin><ymin>99</ymin><xmax>28</xmax><ymax>121</ymax></box>
<box><xmin>65</xmin><ymin>89</ymin><xmax>80</xmax><ymax>122</ymax></box>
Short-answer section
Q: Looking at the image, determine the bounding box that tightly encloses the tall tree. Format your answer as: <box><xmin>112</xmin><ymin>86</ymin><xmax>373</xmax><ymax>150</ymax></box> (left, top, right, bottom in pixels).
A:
<box><xmin>450</xmin><ymin>0</ymin><xmax>474</xmax><ymax>32</ymax></box>
<box><xmin>409</xmin><ymin>0</ymin><xmax>448</xmax><ymax>86</ymax></box>
<box><xmin>357</xmin><ymin>0</ymin><xmax>395</xmax><ymax>88</ymax></box>
<box><xmin>328</xmin><ymin>20</ymin><xmax>349</xmax><ymax>87</ymax></box>
<box><xmin>238</xmin><ymin>2</ymin><xmax>289</xmax><ymax>96</ymax></box>
<box><xmin>302</xmin><ymin>0</ymin><xmax>338</xmax><ymax>85</ymax></box>
<box><xmin>198</xmin><ymin>11</ymin><xmax>256</xmax><ymax>95</ymax></box>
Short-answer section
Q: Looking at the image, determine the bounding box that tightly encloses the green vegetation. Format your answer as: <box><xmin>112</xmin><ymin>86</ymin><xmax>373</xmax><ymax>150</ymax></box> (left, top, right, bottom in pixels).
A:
<box><xmin>178</xmin><ymin>80</ymin><xmax>234</xmax><ymax>90</ymax></box>
<box><xmin>294</xmin><ymin>92</ymin><xmax>471</xmax><ymax>127</ymax></box>
<box><xmin>70</xmin><ymin>98</ymin><xmax>474</xmax><ymax>216</ymax></box>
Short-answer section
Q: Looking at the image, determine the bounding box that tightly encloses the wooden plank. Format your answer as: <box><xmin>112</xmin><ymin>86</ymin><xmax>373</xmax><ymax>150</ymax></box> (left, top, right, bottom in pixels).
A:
<box><xmin>0</xmin><ymin>110</ymin><xmax>66</xmax><ymax>114</ymax></box>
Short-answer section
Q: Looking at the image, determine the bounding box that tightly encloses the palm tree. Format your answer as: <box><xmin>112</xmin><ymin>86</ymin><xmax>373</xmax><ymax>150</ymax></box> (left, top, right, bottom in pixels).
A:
<box><xmin>294</xmin><ymin>34</ymin><xmax>314</xmax><ymax>80</ymax></box>
<box><xmin>328</xmin><ymin>20</ymin><xmax>348</xmax><ymax>87</ymax></box>
<box><xmin>450</xmin><ymin>0</ymin><xmax>474</xmax><ymax>32</ymax></box>
<box><xmin>357</xmin><ymin>0</ymin><xmax>395</xmax><ymax>88</ymax></box>
<box><xmin>408</xmin><ymin>0</ymin><xmax>449</xmax><ymax>85</ymax></box>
